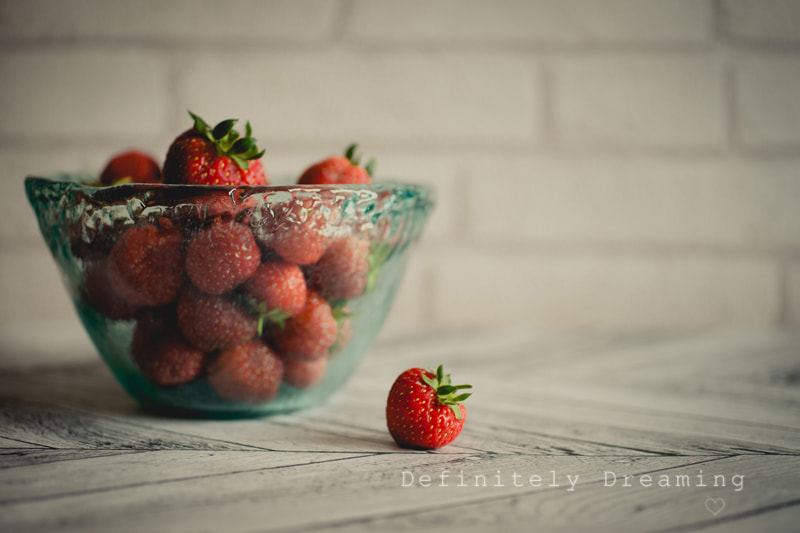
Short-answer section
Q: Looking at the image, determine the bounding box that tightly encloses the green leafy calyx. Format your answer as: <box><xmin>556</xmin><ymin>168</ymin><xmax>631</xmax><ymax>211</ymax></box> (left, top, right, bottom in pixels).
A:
<box><xmin>189</xmin><ymin>111</ymin><xmax>265</xmax><ymax>171</ymax></box>
<box><xmin>343</xmin><ymin>143</ymin><xmax>376</xmax><ymax>177</ymax></box>
<box><xmin>421</xmin><ymin>365</ymin><xmax>472</xmax><ymax>421</ymax></box>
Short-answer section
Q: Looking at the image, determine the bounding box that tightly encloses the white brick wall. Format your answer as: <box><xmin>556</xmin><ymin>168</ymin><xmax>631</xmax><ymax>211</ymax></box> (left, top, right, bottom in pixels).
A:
<box><xmin>2</xmin><ymin>0</ymin><xmax>799</xmax><ymax>340</ymax></box>
<box><xmin>735</xmin><ymin>55</ymin><xmax>800</xmax><ymax>148</ymax></box>
<box><xmin>553</xmin><ymin>56</ymin><xmax>727</xmax><ymax>148</ymax></box>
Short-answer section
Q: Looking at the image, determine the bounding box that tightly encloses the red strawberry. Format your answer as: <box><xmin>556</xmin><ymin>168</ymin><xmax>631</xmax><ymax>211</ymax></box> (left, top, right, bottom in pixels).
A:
<box><xmin>297</xmin><ymin>144</ymin><xmax>374</xmax><ymax>185</ymax></box>
<box><xmin>306</xmin><ymin>236</ymin><xmax>370</xmax><ymax>301</ymax></box>
<box><xmin>185</xmin><ymin>219</ymin><xmax>260</xmax><ymax>295</ymax></box>
<box><xmin>131</xmin><ymin>307</ymin><xmax>173</xmax><ymax>359</ymax></box>
<box><xmin>106</xmin><ymin>218</ymin><xmax>184</xmax><ymax>307</ymax></box>
<box><xmin>242</xmin><ymin>259</ymin><xmax>307</xmax><ymax>320</ymax></box>
<box><xmin>257</xmin><ymin>197</ymin><xmax>330</xmax><ymax>266</ymax></box>
<box><xmin>269</xmin><ymin>222</ymin><xmax>329</xmax><ymax>266</ymax></box>
<box><xmin>82</xmin><ymin>257</ymin><xmax>139</xmax><ymax>320</ymax></box>
<box><xmin>269</xmin><ymin>289</ymin><xmax>337</xmax><ymax>361</ymax></box>
<box><xmin>282</xmin><ymin>356</ymin><xmax>328</xmax><ymax>389</ymax></box>
<box><xmin>176</xmin><ymin>287</ymin><xmax>258</xmax><ymax>352</ymax></box>
<box><xmin>207</xmin><ymin>340</ymin><xmax>284</xmax><ymax>403</ymax></box>
<box><xmin>386</xmin><ymin>365</ymin><xmax>472</xmax><ymax>450</ymax></box>
<box><xmin>162</xmin><ymin>111</ymin><xmax>268</xmax><ymax>186</ymax></box>
<box><xmin>100</xmin><ymin>150</ymin><xmax>162</xmax><ymax>186</ymax></box>
<box><xmin>134</xmin><ymin>333</ymin><xmax>206</xmax><ymax>387</ymax></box>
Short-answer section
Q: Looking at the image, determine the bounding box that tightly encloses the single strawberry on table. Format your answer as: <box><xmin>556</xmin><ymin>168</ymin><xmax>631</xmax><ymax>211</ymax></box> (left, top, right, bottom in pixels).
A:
<box><xmin>99</xmin><ymin>150</ymin><xmax>162</xmax><ymax>186</ymax></box>
<box><xmin>162</xmin><ymin>111</ymin><xmax>268</xmax><ymax>186</ymax></box>
<box><xmin>386</xmin><ymin>365</ymin><xmax>472</xmax><ymax>450</ymax></box>
<box><xmin>297</xmin><ymin>143</ymin><xmax>374</xmax><ymax>185</ymax></box>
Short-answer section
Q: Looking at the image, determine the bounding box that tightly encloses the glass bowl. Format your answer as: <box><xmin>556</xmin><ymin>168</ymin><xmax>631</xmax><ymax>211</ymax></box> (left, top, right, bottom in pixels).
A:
<box><xmin>25</xmin><ymin>175</ymin><xmax>434</xmax><ymax>418</ymax></box>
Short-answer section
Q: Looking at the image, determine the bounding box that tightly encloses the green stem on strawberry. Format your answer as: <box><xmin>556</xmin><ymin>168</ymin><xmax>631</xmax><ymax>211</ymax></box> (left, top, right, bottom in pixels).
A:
<box><xmin>187</xmin><ymin>111</ymin><xmax>265</xmax><ymax>171</ymax></box>
<box><xmin>343</xmin><ymin>143</ymin><xmax>376</xmax><ymax>177</ymax></box>
<box><xmin>421</xmin><ymin>365</ymin><xmax>472</xmax><ymax>421</ymax></box>
<box><xmin>365</xmin><ymin>241</ymin><xmax>394</xmax><ymax>294</ymax></box>
<box><xmin>239</xmin><ymin>294</ymin><xmax>292</xmax><ymax>335</ymax></box>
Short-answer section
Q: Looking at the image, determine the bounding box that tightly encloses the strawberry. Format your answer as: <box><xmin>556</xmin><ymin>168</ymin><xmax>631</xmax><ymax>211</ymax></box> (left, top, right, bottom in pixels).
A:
<box><xmin>282</xmin><ymin>356</ymin><xmax>328</xmax><ymax>389</ymax></box>
<box><xmin>176</xmin><ymin>287</ymin><xmax>258</xmax><ymax>352</ymax></box>
<box><xmin>297</xmin><ymin>143</ymin><xmax>374</xmax><ymax>185</ymax></box>
<box><xmin>82</xmin><ymin>257</ymin><xmax>139</xmax><ymax>320</ymax></box>
<box><xmin>269</xmin><ymin>289</ymin><xmax>337</xmax><ymax>361</ymax></box>
<box><xmin>269</xmin><ymin>222</ymin><xmax>329</xmax><ymax>266</ymax></box>
<box><xmin>134</xmin><ymin>332</ymin><xmax>206</xmax><ymax>387</ymax></box>
<box><xmin>257</xmin><ymin>197</ymin><xmax>330</xmax><ymax>266</ymax></box>
<box><xmin>386</xmin><ymin>365</ymin><xmax>472</xmax><ymax>450</ymax></box>
<box><xmin>242</xmin><ymin>259</ymin><xmax>307</xmax><ymax>322</ymax></box>
<box><xmin>207</xmin><ymin>340</ymin><xmax>284</xmax><ymax>403</ymax></box>
<box><xmin>306</xmin><ymin>236</ymin><xmax>370</xmax><ymax>301</ymax></box>
<box><xmin>100</xmin><ymin>150</ymin><xmax>162</xmax><ymax>186</ymax></box>
<box><xmin>106</xmin><ymin>218</ymin><xmax>184</xmax><ymax>307</ymax></box>
<box><xmin>162</xmin><ymin>111</ymin><xmax>268</xmax><ymax>186</ymax></box>
<box><xmin>188</xmin><ymin>190</ymin><xmax>262</xmax><ymax>221</ymax></box>
<box><xmin>185</xmin><ymin>219</ymin><xmax>260</xmax><ymax>295</ymax></box>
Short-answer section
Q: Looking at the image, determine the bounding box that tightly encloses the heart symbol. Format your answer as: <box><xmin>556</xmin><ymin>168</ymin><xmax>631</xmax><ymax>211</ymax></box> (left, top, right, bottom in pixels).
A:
<box><xmin>705</xmin><ymin>497</ymin><xmax>725</xmax><ymax>516</ymax></box>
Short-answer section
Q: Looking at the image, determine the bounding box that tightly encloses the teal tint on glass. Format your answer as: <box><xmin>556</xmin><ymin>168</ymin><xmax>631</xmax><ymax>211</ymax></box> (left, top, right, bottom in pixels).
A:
<box><xmin>25</xmin><ymin>176</ymin><xmax>434</xmax><ymax>418</ymax></box>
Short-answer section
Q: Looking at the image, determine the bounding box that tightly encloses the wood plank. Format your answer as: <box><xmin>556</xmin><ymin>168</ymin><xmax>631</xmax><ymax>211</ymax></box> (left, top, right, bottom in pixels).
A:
<box><xmin>320</xmin><ymin>374</ymin><xmax>800</xmax><ymax>455</ymax></box>
<box><xmin>287</xmin><ymin>455</ymin><xmax>800</xmax><ymax>533</ymax></box>
<box><xmin>0</xmin><ymin>362</ymin><xmax>142</xmax><ymax>416</ymax></box>
<box><xmin>136</xmin><ymin>412</ymin><xmax>408</xmax><ymax>454</ymax></box>
<box><xmin>693</xmin><ymin>504</ymin><xmax>800</xmax><ymax>533</ymax></box>
<box><xmin>0</xmin><ymin>400</ymin><xmax>263</xmax><ymax>451</ymax></box>
<box><xmin>0</xmin><ymin>437</ymin><xmax>45</xmax><ymax>449</ymax></box>
<box><xmin>427</xmin><ymin>331</ymin><xmax>800</xmax><ymax>429</ymax></box>
<box><xmin>0</xmin><ymin>449</ymin><xmax>139</xmax><ymax>470</ymax></box>
<box><xmin>0</xmin><ymin>454</ymin><xmax>706</xmax><ymax>533</ymax></box>
<box><xmin>0</xmin><ymin>450</ymin><xmax>369</xmax><ymax>504</ymax></box>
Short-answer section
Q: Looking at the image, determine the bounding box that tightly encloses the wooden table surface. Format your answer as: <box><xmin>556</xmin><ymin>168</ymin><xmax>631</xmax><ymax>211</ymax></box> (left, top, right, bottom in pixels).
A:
<box><xmin>1</xmin><ymin>326</ymin><xmax>799</xmax><ymax>532</ymax></box>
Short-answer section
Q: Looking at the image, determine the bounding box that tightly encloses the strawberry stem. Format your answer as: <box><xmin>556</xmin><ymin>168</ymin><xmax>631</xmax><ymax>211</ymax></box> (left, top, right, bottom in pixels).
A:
<box><xmin>421</xmin><ymin>364</ymin><xmax>472</xmax><ymax>421</ymax></box>
<box><xmin>187</xmin><ymin>110</ymin><xmax>265</xmax><ymax>171</ymax></box>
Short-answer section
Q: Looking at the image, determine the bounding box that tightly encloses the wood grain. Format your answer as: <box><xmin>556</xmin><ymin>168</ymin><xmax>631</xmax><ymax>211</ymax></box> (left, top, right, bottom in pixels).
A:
<box><xmin>0</xmin><ymin>329</ymin><xmax>798</xmax><ymax>532</ymax></box>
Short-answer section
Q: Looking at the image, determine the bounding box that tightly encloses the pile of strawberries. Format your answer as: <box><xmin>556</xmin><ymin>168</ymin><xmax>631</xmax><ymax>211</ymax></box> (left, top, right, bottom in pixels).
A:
<box><xmin>77</xmin><ymin>112</ymin><xmax>384</xmax><ymax>405</ymax></box>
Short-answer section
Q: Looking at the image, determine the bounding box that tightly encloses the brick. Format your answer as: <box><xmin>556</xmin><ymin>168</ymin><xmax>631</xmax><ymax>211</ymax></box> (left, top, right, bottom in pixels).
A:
<box><xmin>735</xmin><ymin>55</ymin><xmax>800</xmax><ymax>148</ymax></box>
<box><xmin>787</xmin><ymin>264</ymin><xmax>800</xmax><ymax>327</ymax></box>
<box><xmin>0</xmin><ymin>0</ymin><xmax>336</xmax><ymax>43</ymax></box>
<box><xmin>0</xmin><ymin>246</ymin><xmax>77</xmax><ymax>323</ymax></box>
<box><xmin>722</xmin><ymin>0</ymin><xmax>800</xmax><ymax>44</ymax></box>
<box><xmin>553</xmin><ymin>55</ymin><xmax>726</xmax><ymax>148</ymax></box>
<box><xmin>464</xmin><ymin>155</ymin><xmax>800</xmax><ymax>249</ymax></box>
<box><xmin>346</xmin><ymin>0</ymin><xmax>712</xmax><ymax>45</ymax></box>
<box><xmin>0</xmin><ymin>50</ymin><xmax>170</xmax><ymax>141</ymax></box>
<box><xmin>428</xmin><ymin>248</ymin><xmax>780</xmax><ymax>330</ymax></box>
<box><xmin>175</xmin><ymin>50</ymin><xmax>540</xmax><ymax>144</ymax></box>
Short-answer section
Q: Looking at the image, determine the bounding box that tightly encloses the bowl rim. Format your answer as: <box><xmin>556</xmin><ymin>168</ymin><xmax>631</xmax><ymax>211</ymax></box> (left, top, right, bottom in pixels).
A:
<box><xmin>25</xmin><ymin>174</ymin><xmax>436</xmax><ymax>197</ymax></box>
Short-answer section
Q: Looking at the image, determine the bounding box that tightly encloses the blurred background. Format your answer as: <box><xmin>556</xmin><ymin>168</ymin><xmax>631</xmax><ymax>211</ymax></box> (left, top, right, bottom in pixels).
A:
<box><xmin>1</xmin><ymin>0</ymin><xmax>799</xmax><ymax>345</ymax></box>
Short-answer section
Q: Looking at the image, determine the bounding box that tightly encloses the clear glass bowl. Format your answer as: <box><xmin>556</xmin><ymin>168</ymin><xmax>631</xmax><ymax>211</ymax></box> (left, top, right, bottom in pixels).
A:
<box><xmin>25</xmin><ymin>175</ymin><xmax>434</xmax><ymax>418</ymax></box>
